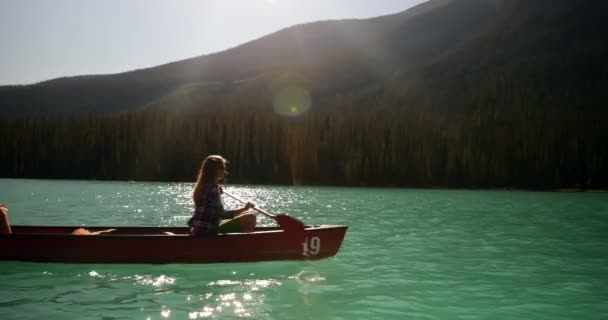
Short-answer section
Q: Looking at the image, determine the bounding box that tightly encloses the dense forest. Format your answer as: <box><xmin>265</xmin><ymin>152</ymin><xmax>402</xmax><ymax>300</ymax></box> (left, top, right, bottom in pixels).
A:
<box><xmin>0</xmin><ymin>0</ymin><xmax>607</xmax><ymax>189</ymax></box>
<box><xmin>1</xmin><ymin>100</ymin><xmax>606</xmax><ymax>189</ymax></box>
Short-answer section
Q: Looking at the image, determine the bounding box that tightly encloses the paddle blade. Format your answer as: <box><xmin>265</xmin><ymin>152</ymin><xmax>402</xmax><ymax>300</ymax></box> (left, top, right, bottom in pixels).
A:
<box><xmin>275</xmin><ymin>214</ymin><xmax>305</xmax><ymax>235</ymax></box>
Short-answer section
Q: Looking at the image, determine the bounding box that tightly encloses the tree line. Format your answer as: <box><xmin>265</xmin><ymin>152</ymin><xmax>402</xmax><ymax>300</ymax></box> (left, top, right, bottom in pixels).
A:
<box><xmin>0</xmin><ymin>105</ymin><xmax>605</xmax><ymax>189</ymax></box>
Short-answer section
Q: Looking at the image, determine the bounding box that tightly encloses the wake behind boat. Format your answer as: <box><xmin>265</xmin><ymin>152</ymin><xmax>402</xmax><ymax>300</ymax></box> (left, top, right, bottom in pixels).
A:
<box><xmin>0</xmin><ymin>224</ymin><xmax>347</xmax><ymax>264</ymax></box>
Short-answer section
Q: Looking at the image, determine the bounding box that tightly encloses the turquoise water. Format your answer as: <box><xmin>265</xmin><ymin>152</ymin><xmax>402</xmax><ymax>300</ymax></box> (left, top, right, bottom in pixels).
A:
<box><xmin>0</xmin><ymin>179</ymin><xmax>607</xmax><ymax>319</ymax></box>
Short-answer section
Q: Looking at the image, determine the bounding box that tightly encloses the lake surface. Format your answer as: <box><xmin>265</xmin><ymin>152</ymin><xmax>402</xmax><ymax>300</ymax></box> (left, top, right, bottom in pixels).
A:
<box><xmin>0</xmin><ymin>179</ymin><xmax>607</xmax><ymax>319</ymax></box>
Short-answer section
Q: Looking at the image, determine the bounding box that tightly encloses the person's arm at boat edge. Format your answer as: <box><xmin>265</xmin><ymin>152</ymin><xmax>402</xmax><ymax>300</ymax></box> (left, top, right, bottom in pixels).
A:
<box><xmin>0</xmin><ymin>203</ymin><xmax>12</xmax><ymax>234</ymax></box>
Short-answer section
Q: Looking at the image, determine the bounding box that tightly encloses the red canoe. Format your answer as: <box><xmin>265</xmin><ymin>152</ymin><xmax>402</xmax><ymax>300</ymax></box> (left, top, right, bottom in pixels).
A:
<box><xmin>0</xmin><ymin>225</ymin><xmax>347</xmax><ymax>264</ymax></box>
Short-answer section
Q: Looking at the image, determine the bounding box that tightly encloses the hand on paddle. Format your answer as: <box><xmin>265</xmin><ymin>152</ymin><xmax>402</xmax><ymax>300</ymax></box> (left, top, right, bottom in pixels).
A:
<box><xmin>233</xmin><ymin>201</ymin><xmax>255</xmax><ymax>215</ymax></box>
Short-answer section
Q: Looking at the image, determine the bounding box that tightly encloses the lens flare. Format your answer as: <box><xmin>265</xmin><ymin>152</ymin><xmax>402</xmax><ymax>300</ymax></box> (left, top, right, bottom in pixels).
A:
<box><xmin>272</xmin><ymin>86</ymin><xmax>312</xmax><ymax>117</ymax></box>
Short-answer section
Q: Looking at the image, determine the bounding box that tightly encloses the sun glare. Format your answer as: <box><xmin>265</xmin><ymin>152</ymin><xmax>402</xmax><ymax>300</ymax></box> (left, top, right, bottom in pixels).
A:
<box><xmin>272</xmin><ymin>86</ymin><xmax>312</xmax><ymax>117</ymax></box>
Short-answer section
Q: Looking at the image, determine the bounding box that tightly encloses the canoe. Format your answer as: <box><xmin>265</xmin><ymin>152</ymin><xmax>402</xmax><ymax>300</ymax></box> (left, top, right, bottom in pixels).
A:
<box><xmin>0</xmin><ymin>224</ymin><xmax>347</xmax><ymax>264</ymax></box>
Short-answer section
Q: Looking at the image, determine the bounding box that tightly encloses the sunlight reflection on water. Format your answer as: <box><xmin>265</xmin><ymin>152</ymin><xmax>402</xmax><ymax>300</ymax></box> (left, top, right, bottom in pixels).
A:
<box><xmin>183</xmin><ymin>277</ymin><xmax>284</xmax><ymax>318</ymax></box>
<box><xmin>138</xmin><ymin>183</ymin><xmax>316</xmax><ymax>228</ymax></box>
<box><xmin>223</xmin><ymin>186</ymin><xmax>314</xmax><ymax>225</ymax></box>
<box><xmin>80</xmin><ymin>268</ymin><xmax>290</xmax><ymax>319</ymax></box>
<box><xmin>85</xmin><ymin>270</ymin><xmax>177</xmax><ymax>287</ymax></box>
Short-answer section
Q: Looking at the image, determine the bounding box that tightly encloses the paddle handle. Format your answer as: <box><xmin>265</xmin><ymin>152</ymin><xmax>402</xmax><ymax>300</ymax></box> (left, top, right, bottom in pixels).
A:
<box><xmin>223</xmin><ymin>191</ymin><xmax>276</xmax><ymax>219</ymax></box>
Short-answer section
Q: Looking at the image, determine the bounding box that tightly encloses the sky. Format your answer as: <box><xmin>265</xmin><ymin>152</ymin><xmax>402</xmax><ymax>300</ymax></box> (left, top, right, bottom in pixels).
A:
<box><xmin>0</xmin><ymin>0</ymin><xmax>428</xmax><ymax>85</ymax></box>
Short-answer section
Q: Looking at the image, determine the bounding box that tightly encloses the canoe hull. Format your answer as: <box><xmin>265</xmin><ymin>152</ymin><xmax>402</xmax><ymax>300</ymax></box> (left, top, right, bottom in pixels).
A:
<box><xmin>0</xmin><ymin>225</ymin><xmax>347</xmax><ymax>264</ymax></box>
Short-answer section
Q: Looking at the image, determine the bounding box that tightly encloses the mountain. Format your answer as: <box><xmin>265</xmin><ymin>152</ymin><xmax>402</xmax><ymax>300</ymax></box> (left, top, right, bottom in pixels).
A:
<box><xmin>0</xmin><ymin>0</ymin><xmax>505</xmax><ymax>116</ymax></box>
<box><xmin>382</xmin><ymin>0</ymin><xmax>608</xmax><ymax>113</ymax></box>
<box><xmin>0</xmin><ymin>0</ymin><xmax>606</xmax><ymax>188</ymax></box>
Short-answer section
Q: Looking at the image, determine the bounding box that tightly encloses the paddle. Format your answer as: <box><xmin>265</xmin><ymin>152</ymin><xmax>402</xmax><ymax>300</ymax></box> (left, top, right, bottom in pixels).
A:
<box><xmin>223</xmin><ymin>190</ymin><xmax>306</xmax><ymax>235</ymax></box>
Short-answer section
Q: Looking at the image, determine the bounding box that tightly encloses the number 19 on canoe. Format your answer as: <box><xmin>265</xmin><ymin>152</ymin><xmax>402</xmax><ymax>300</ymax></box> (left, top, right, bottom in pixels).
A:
<box><xmin>303</xmin><ymin>236</ymin><xmax>321</xmax><ymax>256</ymax></box>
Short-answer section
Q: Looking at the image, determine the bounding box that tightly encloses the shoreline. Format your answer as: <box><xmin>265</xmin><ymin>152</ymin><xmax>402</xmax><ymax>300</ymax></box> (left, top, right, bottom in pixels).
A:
<box><xmin>554</xmin><ymin>188</ymin><xmax>608</xmax><ymax>193</ymax></box>
<box><xmin>1</xmin><ymin>177</ymin><xmax>607</xmax><ymax>193</ymax></box>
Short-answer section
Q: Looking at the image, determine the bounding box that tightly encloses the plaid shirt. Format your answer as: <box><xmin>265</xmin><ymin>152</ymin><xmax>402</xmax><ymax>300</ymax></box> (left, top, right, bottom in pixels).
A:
<box><xmin>188</xmin><ymin>184</ymin><xmax>234</xmax><ymax>236</ymax></box>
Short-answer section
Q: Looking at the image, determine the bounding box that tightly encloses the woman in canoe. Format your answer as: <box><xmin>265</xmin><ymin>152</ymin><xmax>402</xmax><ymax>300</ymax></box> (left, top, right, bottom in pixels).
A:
<box><xmin>188</xmin><ymin>155</ymin><xmax>256</xmax><ymax>236</ymax></box>
<box><xmin>0</xmin><ymin>203</ymin><xmax>11</xmax><ymax>234</ymax></box>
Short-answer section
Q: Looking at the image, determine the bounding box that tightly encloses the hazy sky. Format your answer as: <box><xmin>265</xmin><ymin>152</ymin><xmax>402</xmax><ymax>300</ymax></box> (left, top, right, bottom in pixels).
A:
<box><xmin>0</xmin><ymin>0</ymin><xmax>427</xmax><ymax>85</ymax></box>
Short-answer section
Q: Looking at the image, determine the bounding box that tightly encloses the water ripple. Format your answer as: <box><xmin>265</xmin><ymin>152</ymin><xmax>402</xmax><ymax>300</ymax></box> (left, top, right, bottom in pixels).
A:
<box><xmin>1</xmin><ymin>180</ymin><xmax>608</xmax><ymax>319</ymax></box>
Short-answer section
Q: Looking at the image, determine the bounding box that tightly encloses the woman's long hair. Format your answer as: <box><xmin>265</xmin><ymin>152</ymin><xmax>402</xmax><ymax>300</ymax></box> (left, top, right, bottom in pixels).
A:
<box><xmin>192</xmin><ymin>155</ymin><xmax>227</xmax><ymax>206</ymax></box>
